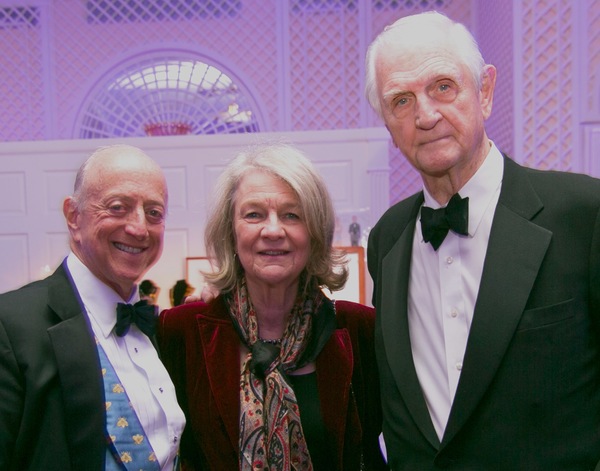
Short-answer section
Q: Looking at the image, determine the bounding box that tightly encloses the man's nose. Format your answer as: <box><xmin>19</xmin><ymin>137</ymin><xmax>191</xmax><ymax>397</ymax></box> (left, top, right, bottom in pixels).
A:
<box><xmin>125</xmin><ymin>207</ymin><xmax>149</xmax><ymax>238</ymax></box>
<box><xmin>414</xmin><ymin>96</ymin><xmax>441</xmax><ymax>129</ymax></box>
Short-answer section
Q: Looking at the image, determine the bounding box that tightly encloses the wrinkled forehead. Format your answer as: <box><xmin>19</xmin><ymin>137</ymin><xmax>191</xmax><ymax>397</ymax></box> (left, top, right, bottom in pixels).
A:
<box><xmin>375</xmin><ymin>43</ymin><xmax>466</xmax><ymax>88</ymax></box>
<box><xmin>233</xmin><ymin>169</ymin><xmax>298</xmax><ymax>204</ymax></box>
<box><xmin>88</xmin><ymin>165</ymin><xmax>167</xmax><ymax>204</ymax></box>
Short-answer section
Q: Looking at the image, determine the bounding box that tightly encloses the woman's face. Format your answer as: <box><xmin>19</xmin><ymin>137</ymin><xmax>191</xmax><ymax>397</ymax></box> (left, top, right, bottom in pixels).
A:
<box><xmin>233</xmin><ymin>170</ymin><xmax>311</xmax><ymax>291</ymax></box>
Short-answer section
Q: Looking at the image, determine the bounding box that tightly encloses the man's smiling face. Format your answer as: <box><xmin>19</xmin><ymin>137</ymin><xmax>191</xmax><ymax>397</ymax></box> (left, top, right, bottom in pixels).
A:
<box><xmin>65</xmin><ymin>149</ymin><xmax>167</xmax><ymax>299</ymax></box>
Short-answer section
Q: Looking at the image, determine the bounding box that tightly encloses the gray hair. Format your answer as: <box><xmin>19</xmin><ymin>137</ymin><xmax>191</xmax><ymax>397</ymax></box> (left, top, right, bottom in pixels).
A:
<box><xmin>365</xmin><ymin>11</ymin><xmax>486</xmax><ymax>118</ymax></box>
<box><xmin>203</xmin><ymin>142</ymin><xmax>348</xmax><ymax>293</ymax></box>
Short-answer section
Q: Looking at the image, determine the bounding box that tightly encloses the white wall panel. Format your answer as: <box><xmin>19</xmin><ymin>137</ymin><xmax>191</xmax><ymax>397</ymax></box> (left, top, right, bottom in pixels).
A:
<box><xmin>315</xmin><ymin>162</ymin><xmax>353</xmax><ymax>206</ymax></box>
<box><xmin>45</xmin><ymin>232</ymin><xmax>70</xmax><ymax>270</ymax></box>
<box><xmin>162</xmin><ymin>166</ymin><xmax>188</xmax><ymax>211</ymax></box>
<box><xmin>0</xmin><ymin>172</ymin><xmax>26</xmax><ymax>213</ymax></box>
<box><xmin>45</xmin><ymin>170</ymin><xmax>77</xmax><ymax>212</ymax></box>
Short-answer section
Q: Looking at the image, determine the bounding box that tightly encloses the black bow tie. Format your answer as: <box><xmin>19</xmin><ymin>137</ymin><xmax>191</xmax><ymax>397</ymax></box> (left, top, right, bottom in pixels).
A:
<box><xmin>420</xmin><ymin>193</ymin><xmax>469</xmax><ymax>250</ymax></box>
<box><xmin>115</xmin><ymin>300</ymin><xmax>157</xmax><ymax>337</ymax></box>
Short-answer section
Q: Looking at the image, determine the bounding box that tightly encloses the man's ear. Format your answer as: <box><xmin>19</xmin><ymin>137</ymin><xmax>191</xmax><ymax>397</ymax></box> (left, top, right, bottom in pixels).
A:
<box><xmin>480</xmin><ymin>64</ymin><xmax>497</xmax><ymax>120</ymax></box>
<box><xmin>63</xmin><ymin>196</ymin><xmax>80</xmax><ymax>241</ymax></box>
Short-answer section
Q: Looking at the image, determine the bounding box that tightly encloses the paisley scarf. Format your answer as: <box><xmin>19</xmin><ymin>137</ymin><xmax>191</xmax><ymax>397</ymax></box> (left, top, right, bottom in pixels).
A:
<box><xmin>227</xmin><ymin>278</ymin><xmax>334</xmax><ymax>471</ymax></box>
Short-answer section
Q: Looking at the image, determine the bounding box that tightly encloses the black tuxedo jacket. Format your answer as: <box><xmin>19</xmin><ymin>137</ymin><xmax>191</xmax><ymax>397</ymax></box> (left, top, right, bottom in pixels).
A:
<box><xmin>367</xmin><ymin>156</ymin><xmax>600</xmax><ymax>470</ymax></box>
<box><xmin>0</xmin><ymin>263</ymin><xmax>106</xmax><ymax>470</ymax></box>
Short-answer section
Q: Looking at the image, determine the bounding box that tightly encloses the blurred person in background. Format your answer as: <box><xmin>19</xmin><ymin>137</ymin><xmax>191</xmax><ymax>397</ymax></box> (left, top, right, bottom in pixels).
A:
<box><xmin>140</xmin><ymin>279</ymin><xmax>160</xmax><ymax>305</ymax></box>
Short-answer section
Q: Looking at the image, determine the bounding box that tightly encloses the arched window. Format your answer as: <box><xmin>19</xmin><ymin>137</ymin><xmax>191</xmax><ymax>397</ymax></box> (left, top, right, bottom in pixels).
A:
<box><xmin>75</xmin><ymin>54</ymin><xmax>261</xmax><ymax>138</ymax></box>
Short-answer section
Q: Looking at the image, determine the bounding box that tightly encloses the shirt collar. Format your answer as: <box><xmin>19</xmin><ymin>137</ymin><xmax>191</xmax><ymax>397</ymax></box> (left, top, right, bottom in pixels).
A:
<box><xmin>66</xmin><ymin>252</ymin><xmax>140</xmax><ymax>338</ymax></box>
<box><xmin>422</xmin><ymin>141</ymin><xmax>504</xmax><ymax>237</ymax></box>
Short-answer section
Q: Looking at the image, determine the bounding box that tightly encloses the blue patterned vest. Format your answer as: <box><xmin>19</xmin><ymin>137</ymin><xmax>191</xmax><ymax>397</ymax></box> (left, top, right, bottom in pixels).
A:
<box><xmin>96</xmin><ymin>339</ymin><xmax>161</xmax><ymax>471</ymax></box>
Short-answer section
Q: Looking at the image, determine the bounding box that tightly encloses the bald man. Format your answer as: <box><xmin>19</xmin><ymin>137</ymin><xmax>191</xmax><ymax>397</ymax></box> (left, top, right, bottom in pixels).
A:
<box><xmin>0</xmin><ymin>145</ymin><xmax>185</xmax><ymax>471</ymax></box>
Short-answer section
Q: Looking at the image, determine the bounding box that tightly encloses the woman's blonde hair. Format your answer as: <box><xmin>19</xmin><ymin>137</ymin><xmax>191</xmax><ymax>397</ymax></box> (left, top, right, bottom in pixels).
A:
<box><xmin>203</xmin><ymin>142</ymin><xmax>348</xmax><ymax>294</ymax></box>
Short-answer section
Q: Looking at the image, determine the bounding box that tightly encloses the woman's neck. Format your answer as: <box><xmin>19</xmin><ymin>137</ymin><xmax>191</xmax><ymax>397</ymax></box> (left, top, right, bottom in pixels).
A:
<box><xmin>247</xmin><ymin>280</ymin><xmax>299</xmax><ymax>339</ymax></box>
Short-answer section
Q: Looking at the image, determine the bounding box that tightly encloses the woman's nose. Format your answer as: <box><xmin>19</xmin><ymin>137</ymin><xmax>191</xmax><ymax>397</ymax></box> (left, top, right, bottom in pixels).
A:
<box><xmin>261</xmin><ymin>214</ymin><xmax>284</xmax><ymax>238</ymax></box>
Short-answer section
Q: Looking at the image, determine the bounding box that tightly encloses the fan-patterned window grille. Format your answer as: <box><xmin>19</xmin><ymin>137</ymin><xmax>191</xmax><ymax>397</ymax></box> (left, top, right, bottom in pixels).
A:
<box><xmin>76</xmin><ymin>55</ymin><xmax>260</xmax><ymax>139</ymax></box>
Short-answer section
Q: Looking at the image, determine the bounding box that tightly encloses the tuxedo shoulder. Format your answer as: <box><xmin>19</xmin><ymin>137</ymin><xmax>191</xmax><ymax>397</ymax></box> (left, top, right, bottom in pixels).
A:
<box><xmin>522</xmin><ymin>165</ymin><xmax>600</xmax><ymax>204</ymax></box>
<box><xmin>0</xmin><ymin>277</ymin><xmax>48</xmax><ymax>297</ymax></box>
<box><xmin>379</xmin><ymin>192</ymin><xmax>421</xmax><ymax>220</ymax></box>
<box><xmin>518</xmin><ymin>160</ymin><xmax>600</xmax><ymax>186</ymax></box>
<box><xmin>371</xmin><ymin>192</ymin><xmax>422</xmax><ymax>236</ymax></box>
<box><xmin>0</xmin><ymin>280</ymin><xmax>50</xmax><ymax>316</ymax></box>
<box><xmin>0</xmin><ymin>283</ymin><xmax>57</xmax><ymax>342</ymax></box>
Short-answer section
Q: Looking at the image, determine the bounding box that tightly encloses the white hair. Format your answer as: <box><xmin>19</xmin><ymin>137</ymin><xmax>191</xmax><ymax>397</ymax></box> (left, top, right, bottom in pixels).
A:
<box><xmin>365</xmin><ymin>11</ymin><xmax>486</xmax><ymax>118</ymax></box>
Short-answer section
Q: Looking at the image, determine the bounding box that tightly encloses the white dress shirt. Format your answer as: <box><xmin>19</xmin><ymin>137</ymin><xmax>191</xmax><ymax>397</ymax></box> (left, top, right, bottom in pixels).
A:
<box><xmin>408</xmin><ymin>142</ymin><xmax>504</xmax><ymax>440</ymax></box>
<box><xmin>66</xmin><ymin>253</ymin><xmax>185</xmax><ymax>470</ymax></box>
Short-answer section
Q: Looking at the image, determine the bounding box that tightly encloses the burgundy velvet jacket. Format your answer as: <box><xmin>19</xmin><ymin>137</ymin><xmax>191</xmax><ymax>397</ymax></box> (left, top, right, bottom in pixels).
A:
<box><xmin>158</xmin><ymin>296</ymin><xmax>388</xmax><ymax>471</ymax></box>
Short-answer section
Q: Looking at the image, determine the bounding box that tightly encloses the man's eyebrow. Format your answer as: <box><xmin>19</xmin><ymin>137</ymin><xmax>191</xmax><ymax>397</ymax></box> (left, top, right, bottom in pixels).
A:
<box><xmin>382</xmin><ymin>88</ymin><xmax>409</xmax><ymax>102</ymax></box>
<box><xmin>145</xmin><ymin>200</ymin><xmax>166</xmax><ymax>207</ymax></box>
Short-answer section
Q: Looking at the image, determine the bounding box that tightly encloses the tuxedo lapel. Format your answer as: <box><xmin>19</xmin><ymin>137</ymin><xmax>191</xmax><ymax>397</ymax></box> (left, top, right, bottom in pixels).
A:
<box><xmin>45</xmin><ymin>265</ymin><xmax>105</xmax><ymax>469</ymax></box>
<box><xmin>379</xmin><ymin>197</ymin><xmax>440</xmax><ymax>449</ymax></box>
<box><xmin>442</xmin><ymin>157</ymin><xmax>552</xmax><ymax>446</ymax></box>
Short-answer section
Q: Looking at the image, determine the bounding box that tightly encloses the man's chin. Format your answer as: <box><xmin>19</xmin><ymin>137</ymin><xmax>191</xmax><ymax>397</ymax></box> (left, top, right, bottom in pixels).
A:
<box><xmin>113</xmin><ymin>268</ymin><xmax>152</xmax><ymax>290</ymax></box>
<box><xmin>415</xmin><ymin>151</ymin><xmax>462</xmax><ymax>176</ymax></box>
